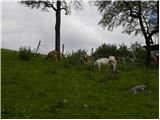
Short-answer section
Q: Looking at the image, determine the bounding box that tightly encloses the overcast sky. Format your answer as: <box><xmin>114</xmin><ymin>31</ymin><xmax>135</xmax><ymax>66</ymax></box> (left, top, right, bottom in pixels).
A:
<box><xmin>1</xmin><ymin>1</ymin><xmax>145</xmax><ymax>55</ymax></box>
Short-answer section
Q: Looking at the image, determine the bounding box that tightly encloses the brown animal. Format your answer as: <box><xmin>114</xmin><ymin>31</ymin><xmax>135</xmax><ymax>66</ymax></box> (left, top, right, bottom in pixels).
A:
<box><xmin>46</xmin><ymin>50</ymin><xmax>62</xmax><ymax>61</ymax></box>
<box><xmin>83</xmin><ymin>53</ymin><xmax>94</xmax><ymax>64</ymax></box>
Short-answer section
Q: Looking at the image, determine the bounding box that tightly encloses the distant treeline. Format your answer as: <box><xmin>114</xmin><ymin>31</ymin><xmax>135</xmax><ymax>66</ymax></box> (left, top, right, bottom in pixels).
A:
<box><xmin>92</xmin><ymin>42</ymin><xmax>146</xmax><ymax>60</ymax></box>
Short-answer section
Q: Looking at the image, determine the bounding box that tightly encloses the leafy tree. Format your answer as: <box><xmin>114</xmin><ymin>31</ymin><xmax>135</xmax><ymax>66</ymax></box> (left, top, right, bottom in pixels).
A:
<box><xmin>93</xmin><ymin>43</ymin><xmax>118</xmax><ymax>58</ymax></box>
<box><xmin>95</xmin><ymin>1</ymin><xmax>159</xmax><ymax>65</ymax></box>
<box><xmin>118</xmin><ymin>43</ymin><xmax>131</xmax><ymax>58</ymax></box>
<box><xmin>129</xmin><ymin>42</ymin><xmax>146</xmax><ymax>60</ymax></box>
<box><xmin>20</xmin><ymin>0</ymin><xmax>83</xmax><ymax>60</ymax></box>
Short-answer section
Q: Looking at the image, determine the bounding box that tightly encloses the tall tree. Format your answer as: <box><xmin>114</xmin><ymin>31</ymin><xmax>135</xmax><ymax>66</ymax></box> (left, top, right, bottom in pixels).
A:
<box><xmin>95</xmin><ymin>1</ymin><xmax>159</xmax><ymax>65</ymax></box>
<box><xmin>20</xmin><ymin>0</ymin><xmax>83</xmax><ymax>60</ymax></box>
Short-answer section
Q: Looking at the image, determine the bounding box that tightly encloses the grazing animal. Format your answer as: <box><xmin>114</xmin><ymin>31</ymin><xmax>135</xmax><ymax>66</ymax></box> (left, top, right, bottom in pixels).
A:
<box><xmin>94</xmin><ymin>58</ymin><xmax>109</xmax><ymax>71</ymax></box>
<box><xmin>84</xmin><ymin>53</ymin><xmax>95</xmax><ymax>64</ymax></box>
<box><xmin>45</xmin><ymin>50</ymin><xmax>62</xmax><ymax>61</ymax></box>
<box><xmin>84</xmin><ymin>53</ymin><xmax>89</xmax><ymax>63</ymax></box>
<box><xmin>108</xmin><ymin>56</ymin><xmax>117</xmax><ymax>75</ymax></box>
<box><xmin>79</xmin><ymin>53</ymin><xmax>90</xmax><ymax>64</ymax></box>
<box><xmin>79</xmin><ymin>54</ymin><xmax>84</xmax><ymax>64</ymax></box>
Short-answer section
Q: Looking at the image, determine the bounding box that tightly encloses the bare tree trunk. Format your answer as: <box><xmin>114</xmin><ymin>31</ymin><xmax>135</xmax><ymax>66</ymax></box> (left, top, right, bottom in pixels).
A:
<box><xmin>55</xmin><ymin>1</ymin><xmax>61</xmax><ymax>60</ymax></box>
<box><xmin>145</xmin><ymin>40</ymin><xmax>151</xmax><ymax>65</ymax></box>
<box><xmin>138</xmin><ymin>2</ymin><xmax>151</xmax><ymax>66</ymax></box>
<box><xmin>140</xmin><ymin>17</ymin><xmax>151</xmax><ymax>65</ymax></box>
<box><xmin>157</xmin><ymin>1</ymin><xmax>159</xmax><ymax>31</ymax></box>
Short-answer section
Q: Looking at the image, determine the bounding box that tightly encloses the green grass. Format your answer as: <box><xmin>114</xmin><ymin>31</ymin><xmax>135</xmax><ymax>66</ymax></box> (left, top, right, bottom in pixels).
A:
<box><xmin>1</xmin><ymin>48</ymin><xmax>159</xmax><ymax>119</ymax></box>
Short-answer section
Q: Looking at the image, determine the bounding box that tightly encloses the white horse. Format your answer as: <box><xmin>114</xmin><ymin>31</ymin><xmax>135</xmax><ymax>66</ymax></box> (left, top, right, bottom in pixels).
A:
<box><xmin>94</xmin><ymin>58</ymin><xmax>109</xmax><ymax>71</ymax></box>
<box><xmin>108</xmin><ymin>56</ymin><xmax>117</xmax><ymax>75</ymax></box>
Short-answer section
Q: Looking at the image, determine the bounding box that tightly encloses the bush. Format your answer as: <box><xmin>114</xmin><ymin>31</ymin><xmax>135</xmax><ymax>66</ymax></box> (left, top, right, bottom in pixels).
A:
<box><xmin>93</xmin><ymin>42</ymin><xmax>146</xmax><ymax>62</ymax></box>
<box><xmin>19</xmin><ymin>46</ymin><xmax>35</xmax><ymax>60</ymax></box>
<box><xmin>62</xmin><ymin>49</ymin><xmax>87</xmax><ymax>66</ymax></box>
<box><xmin>118</xmin><ymin>43</ymin><xmax>132</xmax><ymax>58</ymax></box>
<box><xmin>129</xmin><ymin>42</ymin><xmax>146</xmax><ymax>60</ymax></box>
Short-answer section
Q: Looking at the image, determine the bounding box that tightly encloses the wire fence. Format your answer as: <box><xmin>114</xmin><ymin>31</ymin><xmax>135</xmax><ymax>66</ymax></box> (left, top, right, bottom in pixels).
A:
<box><xmin>36</xmin><ymin>41</ymin><xmax>155</xmax><ymax>67</ymax></box>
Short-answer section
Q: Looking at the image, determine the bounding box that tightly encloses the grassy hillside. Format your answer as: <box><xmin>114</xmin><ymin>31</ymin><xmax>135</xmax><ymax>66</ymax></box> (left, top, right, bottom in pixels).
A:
<box><xmin>1</xmin><ymin>48</ymin><xmax>159</xmax><ymax>119</ymax></box>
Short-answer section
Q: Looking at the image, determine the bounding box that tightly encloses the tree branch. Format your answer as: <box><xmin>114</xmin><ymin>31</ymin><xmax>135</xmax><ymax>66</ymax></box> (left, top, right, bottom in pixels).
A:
<box><xmin>20</xmin><ymin>0</ymin><xmax>57</xmax><ymax>12</ymax></box>
<box><xmin>60</xmin><ymin>7</ymin><xmax>69</xmax><ymax>15</ymax></box>
<box><xmin>123</xmin><ymin>1</ymin><xmax>139</xmax><ymax>18</ymax></box>
<box><xmin>150</xmin><ymin>27</ymin><xmax>159</xmax><ymax>37</ymax></box>
<box><xmin>39</xmin><ymin>1</ymin><xmax>57</xmax><ymax>12</ymax></box>
<box><xmin>141</xmin><ymin>13</ymin><xmax>154</xmax><ymax>44</ymax></box>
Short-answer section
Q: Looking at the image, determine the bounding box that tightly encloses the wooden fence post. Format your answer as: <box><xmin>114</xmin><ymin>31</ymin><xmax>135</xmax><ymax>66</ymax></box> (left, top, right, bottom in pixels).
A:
<box><xmin>62</xmin><ymin>44</ymin><xmax>64</xmax><ymax>55</ymax></box>
<box><xmin>91</xmin><ymin>48</ymin><xmax>94</xmax><ymax>56</ymax></box>
<box><xmin>35</xmin><ymin>40</ymin><xmax>41</xmax><ymax>54</ymax></box>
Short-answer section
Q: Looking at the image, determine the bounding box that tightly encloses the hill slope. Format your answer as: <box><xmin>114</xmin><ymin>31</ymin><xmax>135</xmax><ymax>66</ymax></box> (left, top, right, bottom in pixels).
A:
<box><xmin>1</xmin><ymin>49</ymin><xmax>159</xmax><ymax>118</ymax></box>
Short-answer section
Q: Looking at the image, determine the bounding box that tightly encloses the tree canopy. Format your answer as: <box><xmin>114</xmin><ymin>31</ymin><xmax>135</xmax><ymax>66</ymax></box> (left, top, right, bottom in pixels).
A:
<box><xmin>95</xmin><ymin>1</ymin><xmax>159</xmax><ymax>65</ymax></box>
<box><xmin>20</xmin><ymin>0</ymin><xmax>83</xmax><ymax>15</ymax></box>
<box><xmin>95</xmin><ymin>1</ymin><xmax>158</xmax><ymax>41</ymax></box>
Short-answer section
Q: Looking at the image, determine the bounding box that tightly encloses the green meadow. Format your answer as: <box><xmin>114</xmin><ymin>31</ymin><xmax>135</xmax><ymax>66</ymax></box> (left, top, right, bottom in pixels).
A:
<box><xmin>1</xmin><ymin>48</ymin><xmax>159</xmax><ymax>119</ymax></box>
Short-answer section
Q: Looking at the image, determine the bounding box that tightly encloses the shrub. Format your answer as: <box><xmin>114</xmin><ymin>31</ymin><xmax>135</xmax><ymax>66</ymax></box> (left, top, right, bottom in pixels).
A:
<box><xmin>129</xmin><ymin>42</ymin><xmax>146</xmax><ymax>60</ymax></box>
<box><xmin>117</xmin><ymin>43</ymin><xmax>131</xmax><ymax>58</ymax></box>
<box><xmin>19</xmin><ymin>46</ymin><xmax>34</xmax><ymax>60</ymax></box>
<box><xmin>62</xmin><ymin>49</ymin><xmax>87</xmax><ymax>66</ymax></box>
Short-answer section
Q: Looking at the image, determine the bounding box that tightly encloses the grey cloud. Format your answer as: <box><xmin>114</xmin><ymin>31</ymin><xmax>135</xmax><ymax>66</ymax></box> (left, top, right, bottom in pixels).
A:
<box><xmin>2</xmin><ymin>2</ymin><xmax>144</xmax><ymax>55</ymax></box>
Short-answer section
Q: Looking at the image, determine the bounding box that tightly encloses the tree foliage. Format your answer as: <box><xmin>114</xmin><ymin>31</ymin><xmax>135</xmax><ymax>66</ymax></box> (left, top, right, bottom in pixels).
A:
<box><xmin>130</xmin><ymin>42</ymin><xmax>146</xmax><ymax>60</ymax></box>
<box><xmin>93</xmin><ymin>42</ymin><xmax>146</xmax><ymax>61</ymax></box>
<box><xmin>95</xmin><ymin>1</ymin><xmax>159</xmax><ymax>65</ymax></box>
<box><xmin>20</xmin><ymin>0</ymin><xmax>83</xmax><ymax>15</ymax></box>
<box><xmin>95</xmin><ymin>1</ymin><xmax>158</xmax><ymax>38</ymax></box>
<box><xmin>118</xmin><ymin>43</ymin><xmax>131</xmax><ymax>58</ymax></box>
<box><xmin>93</xmin><ymin>43</ymin><xmax>118</xmax><ymax>58</ymax></box>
